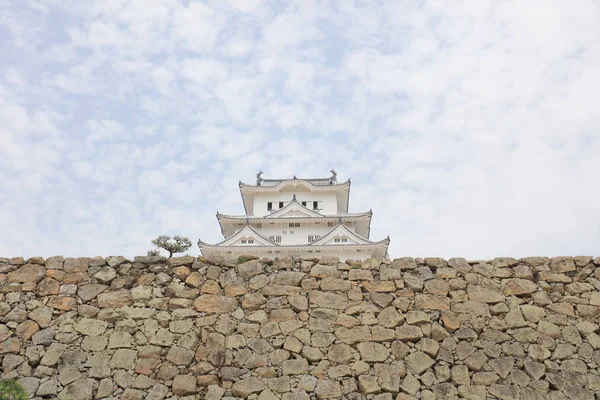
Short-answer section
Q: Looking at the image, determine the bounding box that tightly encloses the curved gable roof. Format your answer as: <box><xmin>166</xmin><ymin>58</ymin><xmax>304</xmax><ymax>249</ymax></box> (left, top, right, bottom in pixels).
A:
<box><xmin>200</xmin><ymin>225</ymin><xmax>278</xmax><ymax>247</ymax></box>
<box><xmin>240</xmin><ymin>177</ymin><xmax>350</xmax><ymax>189</ymax></box>
<box><xmin>310</xmin><ymin>223</ymin><xmax>389</xmax><ymax>246</ymax></box>
<box><xmin>265</xmin><ymin>199</ymin><xmax>324</xmax><ymax>219</ymax></box>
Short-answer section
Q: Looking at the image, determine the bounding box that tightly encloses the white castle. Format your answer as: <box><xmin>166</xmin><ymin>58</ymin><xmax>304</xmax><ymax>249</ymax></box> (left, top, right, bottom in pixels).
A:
<box><xmin>198</xmin><ymin>171</ymin><xmax>390</xmax><ymax>261</ymax></box>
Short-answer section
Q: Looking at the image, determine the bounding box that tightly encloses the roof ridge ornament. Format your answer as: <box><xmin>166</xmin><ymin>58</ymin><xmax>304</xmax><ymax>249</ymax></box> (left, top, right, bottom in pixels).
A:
<box><xmin>256</xmin><ymin>171</ymin><xmax>263</xmax><ymax>186</ymax></box>
<box><xmin>292</xmin><ymin>193</ymin><xmax>297</xmax><ymax>201</ymax></box>
<box><xmin>329</xmin><ymin>169</ymin><xmax>337</xmax><ymax>185</ymax></box>
<box><xmin>293</xmin><ymin>175</ymin><xmax>297</xmax><ymax>180</ymax></box>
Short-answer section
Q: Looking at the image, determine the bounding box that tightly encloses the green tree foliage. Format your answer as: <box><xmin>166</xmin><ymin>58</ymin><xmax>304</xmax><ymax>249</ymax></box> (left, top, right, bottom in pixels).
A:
<box><xmin>150</xmin><ymin>235</ymin><xmax>192</xmax><ymax>258</ymax></box>
<box><xmin>147</xmin><ymin>249</ymin><xmax>160</xmax><ymax>256</ymax></box>
<box><xmin>0</xmin><ymin>379</ymin><xmax>27</xmax><ymax>400</ymax></box>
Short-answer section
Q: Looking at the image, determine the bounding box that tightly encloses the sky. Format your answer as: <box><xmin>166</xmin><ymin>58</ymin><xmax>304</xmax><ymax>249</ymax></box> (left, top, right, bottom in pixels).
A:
<box><xmin>1</xmin><ymin>0</ymin><xmax>599</xmax><ymax>259</ymax></box>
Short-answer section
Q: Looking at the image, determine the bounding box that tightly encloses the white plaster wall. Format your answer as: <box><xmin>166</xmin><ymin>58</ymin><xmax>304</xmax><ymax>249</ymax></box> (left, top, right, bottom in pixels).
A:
<box><xmin>252</xmin><ymin>192</ymin><xmax>338</xmax><ymax>216</ymax></box>
<box><xmin>255</xmin><ymin>225</ymin><xmax>334</xmax><ymax>245</ymax></box>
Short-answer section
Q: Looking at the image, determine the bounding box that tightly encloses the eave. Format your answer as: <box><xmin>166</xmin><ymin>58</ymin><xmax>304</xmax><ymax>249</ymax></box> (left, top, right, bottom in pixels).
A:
<box><xmin>240</xmin><ymin>177</ymin><xmax>351</xmax><ymax>189</ymax></box>
<box><xmin>216</xmin><ymin>211</ymin><xmax>372</xmax><ymax>220</ymax></box>
<box><xmin>198</xmin><ymin>240</ymin><xmax>389</xmax><ymax>250</ymax></box>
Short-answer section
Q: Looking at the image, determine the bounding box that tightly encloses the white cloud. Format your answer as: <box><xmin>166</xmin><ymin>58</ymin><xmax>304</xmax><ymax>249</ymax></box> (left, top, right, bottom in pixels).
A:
<box><xmin>84</xmin><ymin>119</ymin><xmax>127</xmax><ymax>143</ymax></box>
<box><xmin>181</xmin><ymin>58</ymin><xmax>228</xmax><ymax>85</ymax></box>
<box><xmin>172</xmin><ymin>2</ymin><xmax>221</xmax><ymax>53</ymax></box>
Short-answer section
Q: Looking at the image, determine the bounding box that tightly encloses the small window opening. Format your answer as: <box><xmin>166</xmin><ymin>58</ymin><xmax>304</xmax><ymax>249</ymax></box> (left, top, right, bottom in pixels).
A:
<box><xmin>267</xmin><ymin>202</ymin><xmax>273</xmax><ymax>211</ymax></box>
<box><xmin>279</xmin><ymin>201</ymin><xmax>284</xmax><ymax>209</ymax></box>
<box><xmin>313</xmin><ymin>201</ymin><xmax>318</xmax><ymax>210</ymax></box>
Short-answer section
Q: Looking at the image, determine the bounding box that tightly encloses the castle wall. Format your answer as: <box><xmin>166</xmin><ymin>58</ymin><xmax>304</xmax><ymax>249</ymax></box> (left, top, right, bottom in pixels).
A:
<box><xmin>1</xmin><ymin>255</ymin><xmax>599</xmax><ymax>399</ymax></box>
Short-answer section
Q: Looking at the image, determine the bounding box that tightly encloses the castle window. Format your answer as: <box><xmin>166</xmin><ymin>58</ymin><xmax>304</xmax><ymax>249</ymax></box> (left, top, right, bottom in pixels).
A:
<box><xmin>241</xmin><ymin>240</ymin><xmax>247</xmax><ymax>244</ymax></box>
<box><xmin>301</xmin><ymin>201</ymin><xmax>307</xmax><ymax>207</ymax></box>
<box><xmin>334</xmin><ymin>238</ymin><xmax>340</xmax><ymax>243</ymax></box>
<box><xmin>256</xmin><ymin>223</ymin><xmax>262</xmax><ymax>228</ymax></box>
<box><xmin>267</xmin><ymin>202</ymin><xmax>273</xmax><ymax>211</ymax></box>
<box><xmin>308</xmin><ymin>235</ymin><xmax>314</xmax><ymax>242</ymax></box>
<box><xmin>342</xmin><ymin>238</ymin><xmax>347</xmax><ymax>242</ymax></box>
<box><xmin>247</xmin><ymin>239</ymin><xmax>254</xmax><ymax>244</ymax></box>
<box><xmin>313</xmin><ymin>201</ymin><xmax>318</xmax><ymax>210</ymax></box>
<box><xmin>275</xmin><ymin>236</ymin><xmax>281</xmax><ymax>243</ymax></box>
<box><xmin>289</xmin><ymin>222</ymin><xmax>300</xmax><ymax>228</ymax></box>
<box><xmin>279</xmin><ymin>201</ymin><xmax>284</xmax><ymax>209</ymax></box>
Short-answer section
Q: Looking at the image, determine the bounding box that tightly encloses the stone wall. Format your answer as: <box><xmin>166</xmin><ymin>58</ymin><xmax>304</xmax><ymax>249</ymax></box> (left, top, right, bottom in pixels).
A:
<box><xmin>1</xmin><ymin>255</ymin><xmax>599</xmax><ymax>400</ymax></box>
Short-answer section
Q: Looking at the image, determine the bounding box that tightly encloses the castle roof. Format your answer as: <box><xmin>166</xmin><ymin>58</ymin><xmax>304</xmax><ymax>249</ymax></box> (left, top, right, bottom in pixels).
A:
<box><xmin>216</xmin><ymin>211</ymin><xmax>372</xmax><ymax>220</ymax></box>
<box><xmin>239</xmin><ymin>177</ymin><xmax>350</xmax><ymax>188</ymax></box>
<box><xmin>202</xmin><ymin>224</ymin><xmax>278</xmax><ymax>247</ymax></box>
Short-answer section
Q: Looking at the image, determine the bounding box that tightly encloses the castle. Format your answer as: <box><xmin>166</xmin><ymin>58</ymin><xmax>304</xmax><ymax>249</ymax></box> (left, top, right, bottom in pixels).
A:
<box><xmin>198</xmin><ymin>171</ymin><xmax>390</xmax><ymax>261</ymax></box>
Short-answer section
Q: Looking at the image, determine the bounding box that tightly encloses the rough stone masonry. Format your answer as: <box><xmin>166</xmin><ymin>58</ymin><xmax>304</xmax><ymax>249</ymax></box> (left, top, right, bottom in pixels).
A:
<box><xmin>1</xmin><ymin>255</ymin><xmax>599</xmax><ymax>400</ymax></box>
